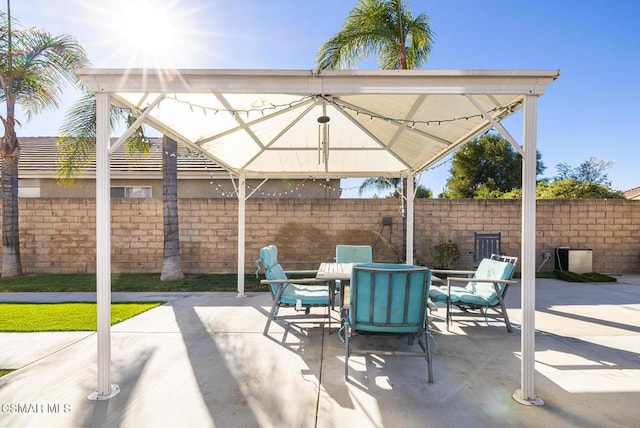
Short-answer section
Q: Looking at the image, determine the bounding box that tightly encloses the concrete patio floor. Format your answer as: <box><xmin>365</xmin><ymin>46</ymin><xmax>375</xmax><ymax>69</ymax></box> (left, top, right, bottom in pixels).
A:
<box><xmin>1</xmin><ymin>275</ymin><xmax>639</xmax><ymax>427</ymax></box>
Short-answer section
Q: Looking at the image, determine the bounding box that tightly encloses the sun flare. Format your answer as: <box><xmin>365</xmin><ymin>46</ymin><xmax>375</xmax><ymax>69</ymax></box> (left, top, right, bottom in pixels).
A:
<box><xmin>83</xmin><ymin>0</ymin><xmax>206</xmax><ymax>68</ymax></box>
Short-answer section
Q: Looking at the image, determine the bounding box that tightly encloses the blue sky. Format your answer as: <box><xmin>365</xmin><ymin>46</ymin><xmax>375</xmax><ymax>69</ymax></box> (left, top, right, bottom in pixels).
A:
<box><xmin>8</xmin><ymin>0</ymin><xmax>640</xmax><ymax>196</ymax></box>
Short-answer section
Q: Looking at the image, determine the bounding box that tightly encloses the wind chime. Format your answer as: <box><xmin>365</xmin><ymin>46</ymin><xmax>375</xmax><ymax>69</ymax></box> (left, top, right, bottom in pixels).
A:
<box><xmin>317</xmin><ymin>102</ymin><xmax>330</xmax><ymax>168</ymax></box>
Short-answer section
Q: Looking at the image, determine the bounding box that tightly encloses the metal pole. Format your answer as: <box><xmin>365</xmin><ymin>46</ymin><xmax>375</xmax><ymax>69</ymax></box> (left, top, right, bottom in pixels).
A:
<box><xmin>406</xmin><ymin>174</ymin><xmax>414</xmax><ymax>265</ymax></box>
<box><xmin>88</xmin><ymin>92</ymin><xmax>120</xmax><ymax>400</ymax></box>
<box><xmin>513</xmin><ymin>95</ymin><xmax>543</xmax><ymax>405</ymax></box>
<box><xmin>236</xmin><ymin>173</ymin><xmax>246</xmax><ymax>297</ymax></box>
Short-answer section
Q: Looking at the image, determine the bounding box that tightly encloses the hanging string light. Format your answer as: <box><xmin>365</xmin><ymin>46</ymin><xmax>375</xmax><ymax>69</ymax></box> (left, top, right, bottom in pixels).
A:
<box><xmin>164</xmin><ymin>93</ymin><xmax>521</xmax><ymax>127</ymax></box>
<box><xmin>165</xmin><ymin>94</ymin><xmax>314</xmax><ymax>117</ymax></box>
<box><xmin>148</xmin><ymin>136</ymin><xmax>458</xmax><ymax>199</ymax></box>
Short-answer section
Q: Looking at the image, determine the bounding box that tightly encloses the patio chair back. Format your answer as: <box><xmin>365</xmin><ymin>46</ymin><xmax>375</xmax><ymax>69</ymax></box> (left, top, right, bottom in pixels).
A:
<box><xmin>350</xmin><ymin>263</ymin><xmax>431</xmax><ymax>334</ymax></box>
<box><xmin>472</xmin><ymin>232</ymin><xmax>502</xmax><ymax>267</ymax></box>
<box><xmin>336</xmin><ymin>245</ymin><xmax>373</xmax><ymax>264</ymax></box>
<box><xmin>344</xmin><ymin>263</ymin><xmax>433</xmax><ymax>382</ymax></box>
<box><xmin>258</xmin><ymin>245</ymin><xmax>286</xmax><ymax>298</ymax></box>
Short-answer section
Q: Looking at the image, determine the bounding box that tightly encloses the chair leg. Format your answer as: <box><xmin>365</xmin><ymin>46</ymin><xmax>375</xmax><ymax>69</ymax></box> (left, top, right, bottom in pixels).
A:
<box><xmin>344</xmin><ymin>316</ymin><xmax>350</xmax><ymax>380</ymax></box>
<box><xmin>263</xmin><ymin>302</ymin><xmax>277</xmax><ymax>335</ymax></box>
<box><xmin>495</xmin><ymin>293</ymin><xmax>513</xmax><ymax>333</ymax></box>
<box><xmin>424</xmin><ymin>330</ymin><xmax>433</xmax><ymax>383</ymax></box>
<box><xmin>264</xmin><ymin>285</ymin><xmax>284</xmax><ymax>335</ymax></box>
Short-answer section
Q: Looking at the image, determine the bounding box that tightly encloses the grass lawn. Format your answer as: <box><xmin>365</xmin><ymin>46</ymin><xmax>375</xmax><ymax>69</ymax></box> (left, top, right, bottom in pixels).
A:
<box><xmin>0</xmin><ymin>302</ymin><xmax>164</xmax><ymax>332</ymax></box>
<box><xmin>0</xmin><ymin>273</ymin><xmax>264</xmax><ymax>293</ymax></box>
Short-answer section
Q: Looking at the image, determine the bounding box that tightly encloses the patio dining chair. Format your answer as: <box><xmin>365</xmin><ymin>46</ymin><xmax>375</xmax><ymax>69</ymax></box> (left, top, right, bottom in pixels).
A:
<box><xmin>343</xmin><ymin>263</ymin><xmax>434</xmax><ymax>383</ymax></box>
<box><xmin>334</xmin><ymin>245</ymin><xmax>373</xmax><ymax>309</ymax></box>
<box><xmin>471</xmin><ymin>232</ymin><xmax>502</xmax><ymax>268</ymax></box>
<box><xmin>255</xmin><ymin>245</ymin><xmax>331</xmax><ymax>335</ymax></box>
<box><xmin>429</xmin><ymin>254</ymin><xmax>518</xmax><ymax>332</ymax></box>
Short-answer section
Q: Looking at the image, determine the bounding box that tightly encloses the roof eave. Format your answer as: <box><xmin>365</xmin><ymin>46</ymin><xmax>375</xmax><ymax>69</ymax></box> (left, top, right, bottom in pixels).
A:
<box><xmin>75</xmin><ymin>68</ymin><xmax>561</xmax><ymax>96</ymax></box>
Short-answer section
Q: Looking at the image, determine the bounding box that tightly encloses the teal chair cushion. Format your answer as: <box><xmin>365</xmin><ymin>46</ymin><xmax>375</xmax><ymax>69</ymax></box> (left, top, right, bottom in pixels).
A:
<box><xmin>279</xmin><ymin>284</ymin><xmax>330</xmax><ymax>305</ymax></box>
<box><xmin>450</xmin><ymin>258</ymin><xmax>514</xmax><ymax>306</ymax></box>
<box><xmin>450</xmin><ymin>290</ymin><xmax>492</xmax><ymax>306</ymax></box>
<box><xmin>429</xmin><ymin>285</ymin><xmax>466</xmax><ymax>302</ymax></box>
<box><xmin>350</xmin><ymin>263</ymin><xmax>430</xmax><ymax>334</ymax></box>
<box><xmin>428</xmin><ymin>259</ymin><xmax>514</xmax><ymax>306</ymax></box>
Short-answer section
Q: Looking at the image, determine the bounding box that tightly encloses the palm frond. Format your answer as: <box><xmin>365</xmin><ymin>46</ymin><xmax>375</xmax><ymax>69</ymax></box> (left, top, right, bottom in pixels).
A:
<box><xmin>55</xmin><ymin>136</ymin><xmax>96</xmax><ymax>186</ymax></box>
<box><xmin>1</xmin><ymin>24</ymin><xmax>89</xmax><ymax>121</ymax></box>
<box><xmin>56</xmin><ymin>93</ymin><xmax>151</xmax><ymax>184</ymax></box>
<box><xmin>316</xmin><ymin>0</ymin><xmax>433</xmax><ymax>71</ymax></box>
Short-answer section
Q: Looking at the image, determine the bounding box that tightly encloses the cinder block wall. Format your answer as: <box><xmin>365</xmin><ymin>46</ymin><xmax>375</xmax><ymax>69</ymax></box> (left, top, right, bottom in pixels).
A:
<box><xmin>6</xmin><ymin>198</ymin><xmax>640</xmax><ymax>274</ymax></box>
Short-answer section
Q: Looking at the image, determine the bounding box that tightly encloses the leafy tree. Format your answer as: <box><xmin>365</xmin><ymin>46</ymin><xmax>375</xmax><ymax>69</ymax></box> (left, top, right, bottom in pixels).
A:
<box><xmin>57</xmin><ymin>93</ymin><xmax>185</xmax><ymax>280</ymax></box>
<box><xmin>0</xmin><ymin>11</ymin><xmax>89</xmax><ymax>277</ymax></box>
<box><xmin>500</xmin><ymin>156</ymin><xmax>623</xmax><ymax>199</ymax></box>
<box><xmin>317</xmin><ymin>0</ymin><xmax>434</xmax><ymax>260</ymax></box>
<box><xmin>441</xmin><ymin>133</ymin><xmax>545</xmax><ymax>199</ymax></box>
<box><xmin>536</xmin><ymin>179</ymin><xmax>623</xmax><ymax>199</ymax></box>
<box><xmin>555</xmin><ymin>157</ymin><xmax>614</xmax><ymax>186</ymax></box>
<box><xmin>502</xmin><ymin>179</ymin><xmax>624</xmax><ymax>199</ymax></box>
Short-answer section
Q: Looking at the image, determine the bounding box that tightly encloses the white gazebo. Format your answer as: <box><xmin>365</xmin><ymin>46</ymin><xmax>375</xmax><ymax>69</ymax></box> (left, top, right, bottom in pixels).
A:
<box><xmin>76</xmin><ymin>68</ymin><xmax>559</xmax><ymax>405</ymax></box>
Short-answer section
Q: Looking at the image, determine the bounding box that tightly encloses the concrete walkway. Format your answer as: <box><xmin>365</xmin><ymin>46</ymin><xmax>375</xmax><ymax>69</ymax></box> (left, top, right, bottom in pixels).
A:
<box><xmin>0</xmin><ymin>276</ymin><xmax>639</xmax><ymax>427</ymax></box>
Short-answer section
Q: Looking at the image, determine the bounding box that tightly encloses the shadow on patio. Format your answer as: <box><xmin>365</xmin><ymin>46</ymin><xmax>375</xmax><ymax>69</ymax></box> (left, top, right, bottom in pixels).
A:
<box><xmin>0</xmin><ymin>275</ymin><xmax>639</xmax><ymax>427</ymax></box>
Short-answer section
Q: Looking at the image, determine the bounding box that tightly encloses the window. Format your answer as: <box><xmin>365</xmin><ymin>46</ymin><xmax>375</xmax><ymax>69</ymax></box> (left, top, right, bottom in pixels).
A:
<box><xmin>110</xmin><ymin>186</ymin><xmax>152</xmax><ymax>198</ymax></box>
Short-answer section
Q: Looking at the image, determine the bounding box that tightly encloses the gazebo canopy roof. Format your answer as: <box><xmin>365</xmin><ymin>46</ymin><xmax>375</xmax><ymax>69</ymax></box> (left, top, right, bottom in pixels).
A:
<box><xmin>76</xmin><ymin>68</ymin><xmax>559</xmax><ymax>179</ymax></box>
<box><xmin>80</xmin><ymin>68</ymin><xmax>560</xmax><ymax>403</ymax></box>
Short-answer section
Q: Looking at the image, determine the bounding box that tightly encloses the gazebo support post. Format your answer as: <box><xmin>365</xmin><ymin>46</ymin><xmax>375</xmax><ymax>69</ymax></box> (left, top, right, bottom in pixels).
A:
<box><xmin>236</xmin><ymin>173</ymin><xmax>246</xmax><ymax>297</ymax></box>
<box><xmin>406</xmin><ymin>173</ymin><xmax>414</xmax><ymax>265</ymax></box>
<box><xmin>88</xmin><ymin>92</ymin><xmax>120</xmax><ymax>400</ymax></box>
<box><xmin>513</xmin><ymin>94</ymin><xmax>544</xmax><ymax>406</ymax></box>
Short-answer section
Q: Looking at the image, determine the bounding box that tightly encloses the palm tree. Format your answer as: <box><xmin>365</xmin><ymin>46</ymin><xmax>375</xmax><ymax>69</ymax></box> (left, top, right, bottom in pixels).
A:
<box><xmin>316</xmin><ymin>0</ymin><xmax>434</xmax><ymax>70</ymax></box>
<box><xmin>0</xmin><ymin>9</ymin><xmax>89</xmax><ymax>277</ymax></box>
<box><xmin>159</xmin><ymin>135</ymin><xmax>184</xmax><ymax>280</ymax></box>
<box><xmin>359</xmin><ymin>177</ymin><xmax>432</xmax><ymax>199</ymax></box>
<box><xmin>57</xmin><ymin>93</ymin><xmax>185</xmax><ymax>280</ymax></box>
<box><xmin>316</xmin><ymin>0</ymin><xmax>435</xmax><ymax>260</ymax></box>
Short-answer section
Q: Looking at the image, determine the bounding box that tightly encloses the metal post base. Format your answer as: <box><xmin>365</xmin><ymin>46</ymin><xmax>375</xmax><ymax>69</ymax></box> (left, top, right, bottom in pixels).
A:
<box><xmin>88</xmin><ymin>384</ymin><xmax>120</xmax><ymax>401</ymax></box>
<box><xmin>512</xmin><ymin>389</ymin><xmax>544</xmax><ymax>406</ymax></box>
<box><xmin>235</xmin><ymin>293</ymin><xmax>247</xmax><ymax>298</ymax></box>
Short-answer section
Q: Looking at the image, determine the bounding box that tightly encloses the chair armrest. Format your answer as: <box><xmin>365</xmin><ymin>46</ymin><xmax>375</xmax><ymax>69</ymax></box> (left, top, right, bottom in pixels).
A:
<box><xmin>284</xmin><ymin>269</ymin><xmax>318</xmax><ymax>275</ymax></box>
<box><xmin>431</xmin><ymin>269</ymin><xmax>474</xmax><ymax>285</ymax></box>
<box><xmin>260</xmin><ymin>278</ymin><xmax>329</xmax><ymax>285</ymax></box>
<box><xmin>446</xmin><ymin>277</ymin><xmax>518</xmax><ymax>301</ymax></box>
<box><xmin>431</xmin><ymin>269</ymin><xmax>475</xmax><ymax>276</ymax></box>
<box><xmin>447</xmin><ymin>277</ymin><xmax>518</xmax><ymax>285</ymax></box>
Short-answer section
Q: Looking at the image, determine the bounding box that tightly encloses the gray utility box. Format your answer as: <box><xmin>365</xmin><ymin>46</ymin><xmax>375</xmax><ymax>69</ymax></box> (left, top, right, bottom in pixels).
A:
<box><xmin>555</xmin><ymin>248</ymin><xmax>593</xmax><ymax>273</ymax></box>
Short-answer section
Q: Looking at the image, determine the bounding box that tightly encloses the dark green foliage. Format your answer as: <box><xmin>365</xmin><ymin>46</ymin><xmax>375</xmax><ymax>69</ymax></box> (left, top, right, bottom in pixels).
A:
<box><xmin>535</xmin><ymin>179</ymin><xmax>624</xmax><ymax>199</ymax></box>
<box><xmin>441</xmin><ymin>133</ymin><xmax>544</xmax><ymax>198</ymax></box>
<box><xmin>424</xmin><ymin>233</ymin><xmax>460</xmax><ymax>269</ymax></box>
<box><xmin>0</xmin><ymin>273</ymin><xmax>264</xmax><ymax>292</ymax></box>
<box><xmin>553</xmin><ymin>270</ymin><xmax>617</xmax><ymax>282</ymax></box>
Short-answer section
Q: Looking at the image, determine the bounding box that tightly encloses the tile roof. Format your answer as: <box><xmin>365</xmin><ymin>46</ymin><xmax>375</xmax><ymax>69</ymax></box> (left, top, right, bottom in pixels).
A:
<box><xmin>624</xmin><ymin>186</ymin><xmax>640</xmax><ymax>200</ymax></box>
<box><xmin>15</xmin><ymin>137</ymin><xmax>227</xmax><ymax>179</ymax></box>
